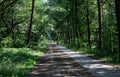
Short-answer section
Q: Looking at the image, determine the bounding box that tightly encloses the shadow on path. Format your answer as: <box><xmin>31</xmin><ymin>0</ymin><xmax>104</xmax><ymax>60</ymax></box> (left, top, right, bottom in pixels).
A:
<box><xmin>57</xmin><ymin>46</ymin><xmax>120</xmax><ymax>77</ymax></box>
<box><xmin>27</xmin><ymin>44</ymin><xmax>94</xmax><ymax>77</ymax></box>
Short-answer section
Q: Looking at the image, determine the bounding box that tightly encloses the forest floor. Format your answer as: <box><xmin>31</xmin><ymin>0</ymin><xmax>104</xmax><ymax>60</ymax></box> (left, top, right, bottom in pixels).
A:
<box><xmin>27</xmin><ymin>43</ymin><xmax>120</xmax><ymax>77</ymax></box>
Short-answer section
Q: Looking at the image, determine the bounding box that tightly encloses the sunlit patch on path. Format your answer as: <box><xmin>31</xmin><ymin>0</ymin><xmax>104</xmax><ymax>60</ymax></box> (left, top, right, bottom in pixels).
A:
<box><xmin>57</xmin><ymin>46</ymin><xmax>120</xmax><ymax>77</ymax></box>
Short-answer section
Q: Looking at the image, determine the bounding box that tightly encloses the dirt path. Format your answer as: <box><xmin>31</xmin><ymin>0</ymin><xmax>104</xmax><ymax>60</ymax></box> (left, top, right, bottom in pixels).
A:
<box><xmin>27</xmin><ymin>44</ymin><xmax>95</xmax><ymax>77</ymax></box>
<box><xmin>58</xmin><ymin>46</ymin><xmax>120</xmax><ymax>77</ymax></box>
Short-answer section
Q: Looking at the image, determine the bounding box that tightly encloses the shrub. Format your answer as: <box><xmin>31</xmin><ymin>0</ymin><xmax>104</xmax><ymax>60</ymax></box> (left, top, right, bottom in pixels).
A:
<box><xmin>0</xmin><ymin>37</ymin><xmax>13</xmax><ymax>47</ymax></box>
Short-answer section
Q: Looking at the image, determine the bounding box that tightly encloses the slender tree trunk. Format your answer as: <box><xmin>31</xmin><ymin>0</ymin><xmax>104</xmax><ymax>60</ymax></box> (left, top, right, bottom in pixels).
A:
<box><xmin>27</xmin><ymin>0</ymin><xmax>35</xmax><ymax>44</ymax></box>
<box><xmin>75</xmin><ymin>0</ymin><xmax>79</xmax><ymax>37</ymax></box>
<box><xmin>97</xmin><ymin>0</ymin><xmax>102</xmax><ymax>49</ymax></box>
<box><xmin>74</xmin><ymin>0</ymin><xmax>80</xmax><ymax>48</ymax></box>
<box><xmin>86</xmin><ymin>0</ymin><xmax>91</xmax><ymax>48</ymax></box>
<box><xmin>115</xmin><ymin>0</ymin><xmax>120</xmax><ymax>61</ymax></box>
<box><xmin>57</xmin><ymin>32</ymin><xmax>59</xmax><ymax>45</ymax></box>
<box><xmin>72</xmin><ymin>19</ymin><xmax>76</xmax><ymax>44</ymax></box>
<box><xmin>110</xmin><ymin>32</ymin><xmax>113</xmax><ymax>53</ymax></box>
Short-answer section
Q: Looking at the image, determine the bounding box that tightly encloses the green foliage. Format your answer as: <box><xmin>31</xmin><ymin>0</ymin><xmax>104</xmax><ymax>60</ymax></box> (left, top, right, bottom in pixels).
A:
<box><xmin>0</xmin><ymin>37</ymin><xmax>25</xmax><ymax>48</ymax></box>
<box><xmin>0</xmin><ymin>0</ymin><xmax>50</xmax><ymax>48</ymax></box>
<box><xmin>85</xmin><ymin>48</ymin><xmax>107</xmax><ymax>58</ymax></box>
<box><xmin>0</xmin><ymin>0</ymin><xmax>48</xmax><ymax>76</ymax></box>
<box><xmin>13</xmin><ymin>39</ymin><xmax>25</xmax><ymax>48</ymax></box>
<box><xmin>78</xmin><ymin>47</ymin><xmax>120</xmax><ymax>64</ymax></box>
<box><xmin>0</xmin><ymin>37</ymin><xmax>13</xmax><ymax>47</ymax></box>
<box><xmin>0</xmin><ymin>48</ymin><xmax>44</xmax><ymax>77</ymax></box>
<box><xmin>48</xmin><ymin>0</ymin><xmax>120</xmax><ymax>63</ymax></box>
<box><xmin>28</xmin><ymin>39</ymin><xmax>48</xmax><ymax>52</ymax></box>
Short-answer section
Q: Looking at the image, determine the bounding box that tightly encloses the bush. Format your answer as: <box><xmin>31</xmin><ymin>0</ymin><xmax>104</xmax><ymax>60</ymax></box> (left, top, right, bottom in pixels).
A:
<box><xmin>0</xmin><ymin>37</ymin><xmax>13</xmax><ymax>47</ymax></box>
<box><xmin>13</xmin><ymin>39</ymin><xmax>25</xmax><ymax>48</ymax></box>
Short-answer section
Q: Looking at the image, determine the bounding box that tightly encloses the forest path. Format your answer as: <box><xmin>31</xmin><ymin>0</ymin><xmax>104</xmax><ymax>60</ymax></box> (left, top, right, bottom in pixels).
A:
<box><xmin>27</xmin><ymin>43</ymin><xmax>95</xmax><ymax>77</ymax></box>
<box><xmin>57</xmin><ymin>46</ymin><xmax>120</xmax><ymax>77</ymax></box>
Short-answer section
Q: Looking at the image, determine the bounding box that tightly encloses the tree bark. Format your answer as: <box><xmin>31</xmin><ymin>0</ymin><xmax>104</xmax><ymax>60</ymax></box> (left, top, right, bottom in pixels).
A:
<box><xmin>27</xmin><ymin>0</ymin><xmax>35</xmax><ymax>44</ymax></box>
<box><xmin>86</xmin><ymin>0</ymin><xmax>91</xmax><ymax>48</ymax></box>
<box><xmin>97</xmin><ymin>0</ymin><xmax>102</xmax><ymax>49</ymax></box>
<box><xmin>74</xmin><ymin>0</ymin><xmax>80</xmax><ymax>48</ymax></box>
<box><xmin>115</xmin><ymin>0</ymin><xmax>120</xmax><ymax>61</ymax></box>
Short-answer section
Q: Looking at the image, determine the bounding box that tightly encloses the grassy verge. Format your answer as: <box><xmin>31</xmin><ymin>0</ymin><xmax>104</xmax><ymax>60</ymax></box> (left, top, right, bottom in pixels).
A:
<box><xmin>0</xmin><ymin>47</ymin><xmax>45</xmax><ymax>77</ymax></box>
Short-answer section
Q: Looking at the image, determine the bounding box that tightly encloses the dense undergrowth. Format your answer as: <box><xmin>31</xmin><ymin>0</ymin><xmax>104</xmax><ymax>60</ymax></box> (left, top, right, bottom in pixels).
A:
<box><xmin>0</xmin><ymin>38</ymin><xmax>48</xmax><ymax>77</ymax></box>
<box><xmin>0</xmin><ymin>48</ymin><xmax>45</xmax><ymax>77</ymax></box>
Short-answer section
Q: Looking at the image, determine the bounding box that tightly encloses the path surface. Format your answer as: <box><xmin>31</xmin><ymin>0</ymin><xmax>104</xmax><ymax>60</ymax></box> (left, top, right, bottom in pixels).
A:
<box><xmin>57</xmin><ymin>46</ymin><xmax>120</xmax><ymax>77</ymax></box>
<box><xmin>28</xmin><ymin>44</ymin><xmax>95</xmax><ymax>77</ymax></box>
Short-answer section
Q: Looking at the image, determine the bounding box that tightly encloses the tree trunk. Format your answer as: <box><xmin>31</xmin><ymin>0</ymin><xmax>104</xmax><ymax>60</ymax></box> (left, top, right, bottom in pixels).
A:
<box><xmin>57</xmin><ymin>32</ymin><xmax>59</xmax><ymax>45</ymax></box>
<box><xmin>74</xmin><ymin>0</ymin><xmax>80</xmax><ymax>48</ymax></box>
<box><xmin>86</xmin><ymin>0</ymin><xmax>91</xmax><ymax>48</ymax></box>
<box><xmin>27</xmin><ymin>0</ymin><xmax>35</xmax><ymax>44</ymax></box>
<box><xmin>115</xmin><ymin>0</ymin><xmax>120</xmax><ymax>61</ymax></box>
<box><xmin>97</xmin><ymin>0</ymin><xmax>102</xmax><ymax>49</ymax></box>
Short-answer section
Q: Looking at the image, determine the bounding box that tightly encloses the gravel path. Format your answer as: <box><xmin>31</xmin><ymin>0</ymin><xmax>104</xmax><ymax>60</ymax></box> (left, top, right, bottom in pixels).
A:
<box><xmin>57</xmin><ymin>46</ymin><xmax>120</xmax><ymax>77</ymax></box>
<box><xmin>27</xmin><ymin>44</ymin><xmax>95</xmax><ymax>77</ymax></box>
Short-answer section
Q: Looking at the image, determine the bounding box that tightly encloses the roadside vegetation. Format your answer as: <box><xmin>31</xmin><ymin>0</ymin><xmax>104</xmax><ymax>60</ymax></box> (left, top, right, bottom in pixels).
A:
<box><xmin>0</xmin><ymin>47</ymin><xmax>45</xmax><ymax>77</ymax></box>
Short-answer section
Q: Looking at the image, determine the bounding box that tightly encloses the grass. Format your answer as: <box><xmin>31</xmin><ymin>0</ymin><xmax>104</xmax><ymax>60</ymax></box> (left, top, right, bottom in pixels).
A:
<box><xmin>0</xmin><ymin>47</ymin><xmax>45</xmax><ymax>77</ymax></box>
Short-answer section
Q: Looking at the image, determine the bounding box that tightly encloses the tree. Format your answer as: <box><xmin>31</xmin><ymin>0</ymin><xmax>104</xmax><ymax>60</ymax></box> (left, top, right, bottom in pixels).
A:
<box><xmin>86</xmin><ymin>0</ymin><xmax>91</xmax><ymax>48</ymax></box>
<box><xmin>27</xmin><ymin>0</ymin><xmax>35</xmax><ymax>44</ymax></box>
<box><xmin>97</xmin><ymin>0</ymin><xmax>102</xmax><ymax>49</ymax></box>
<box><xmin>115</xmin><ymin>0</ymin><xmax>120</xmax><ymax>61</ymax></box>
